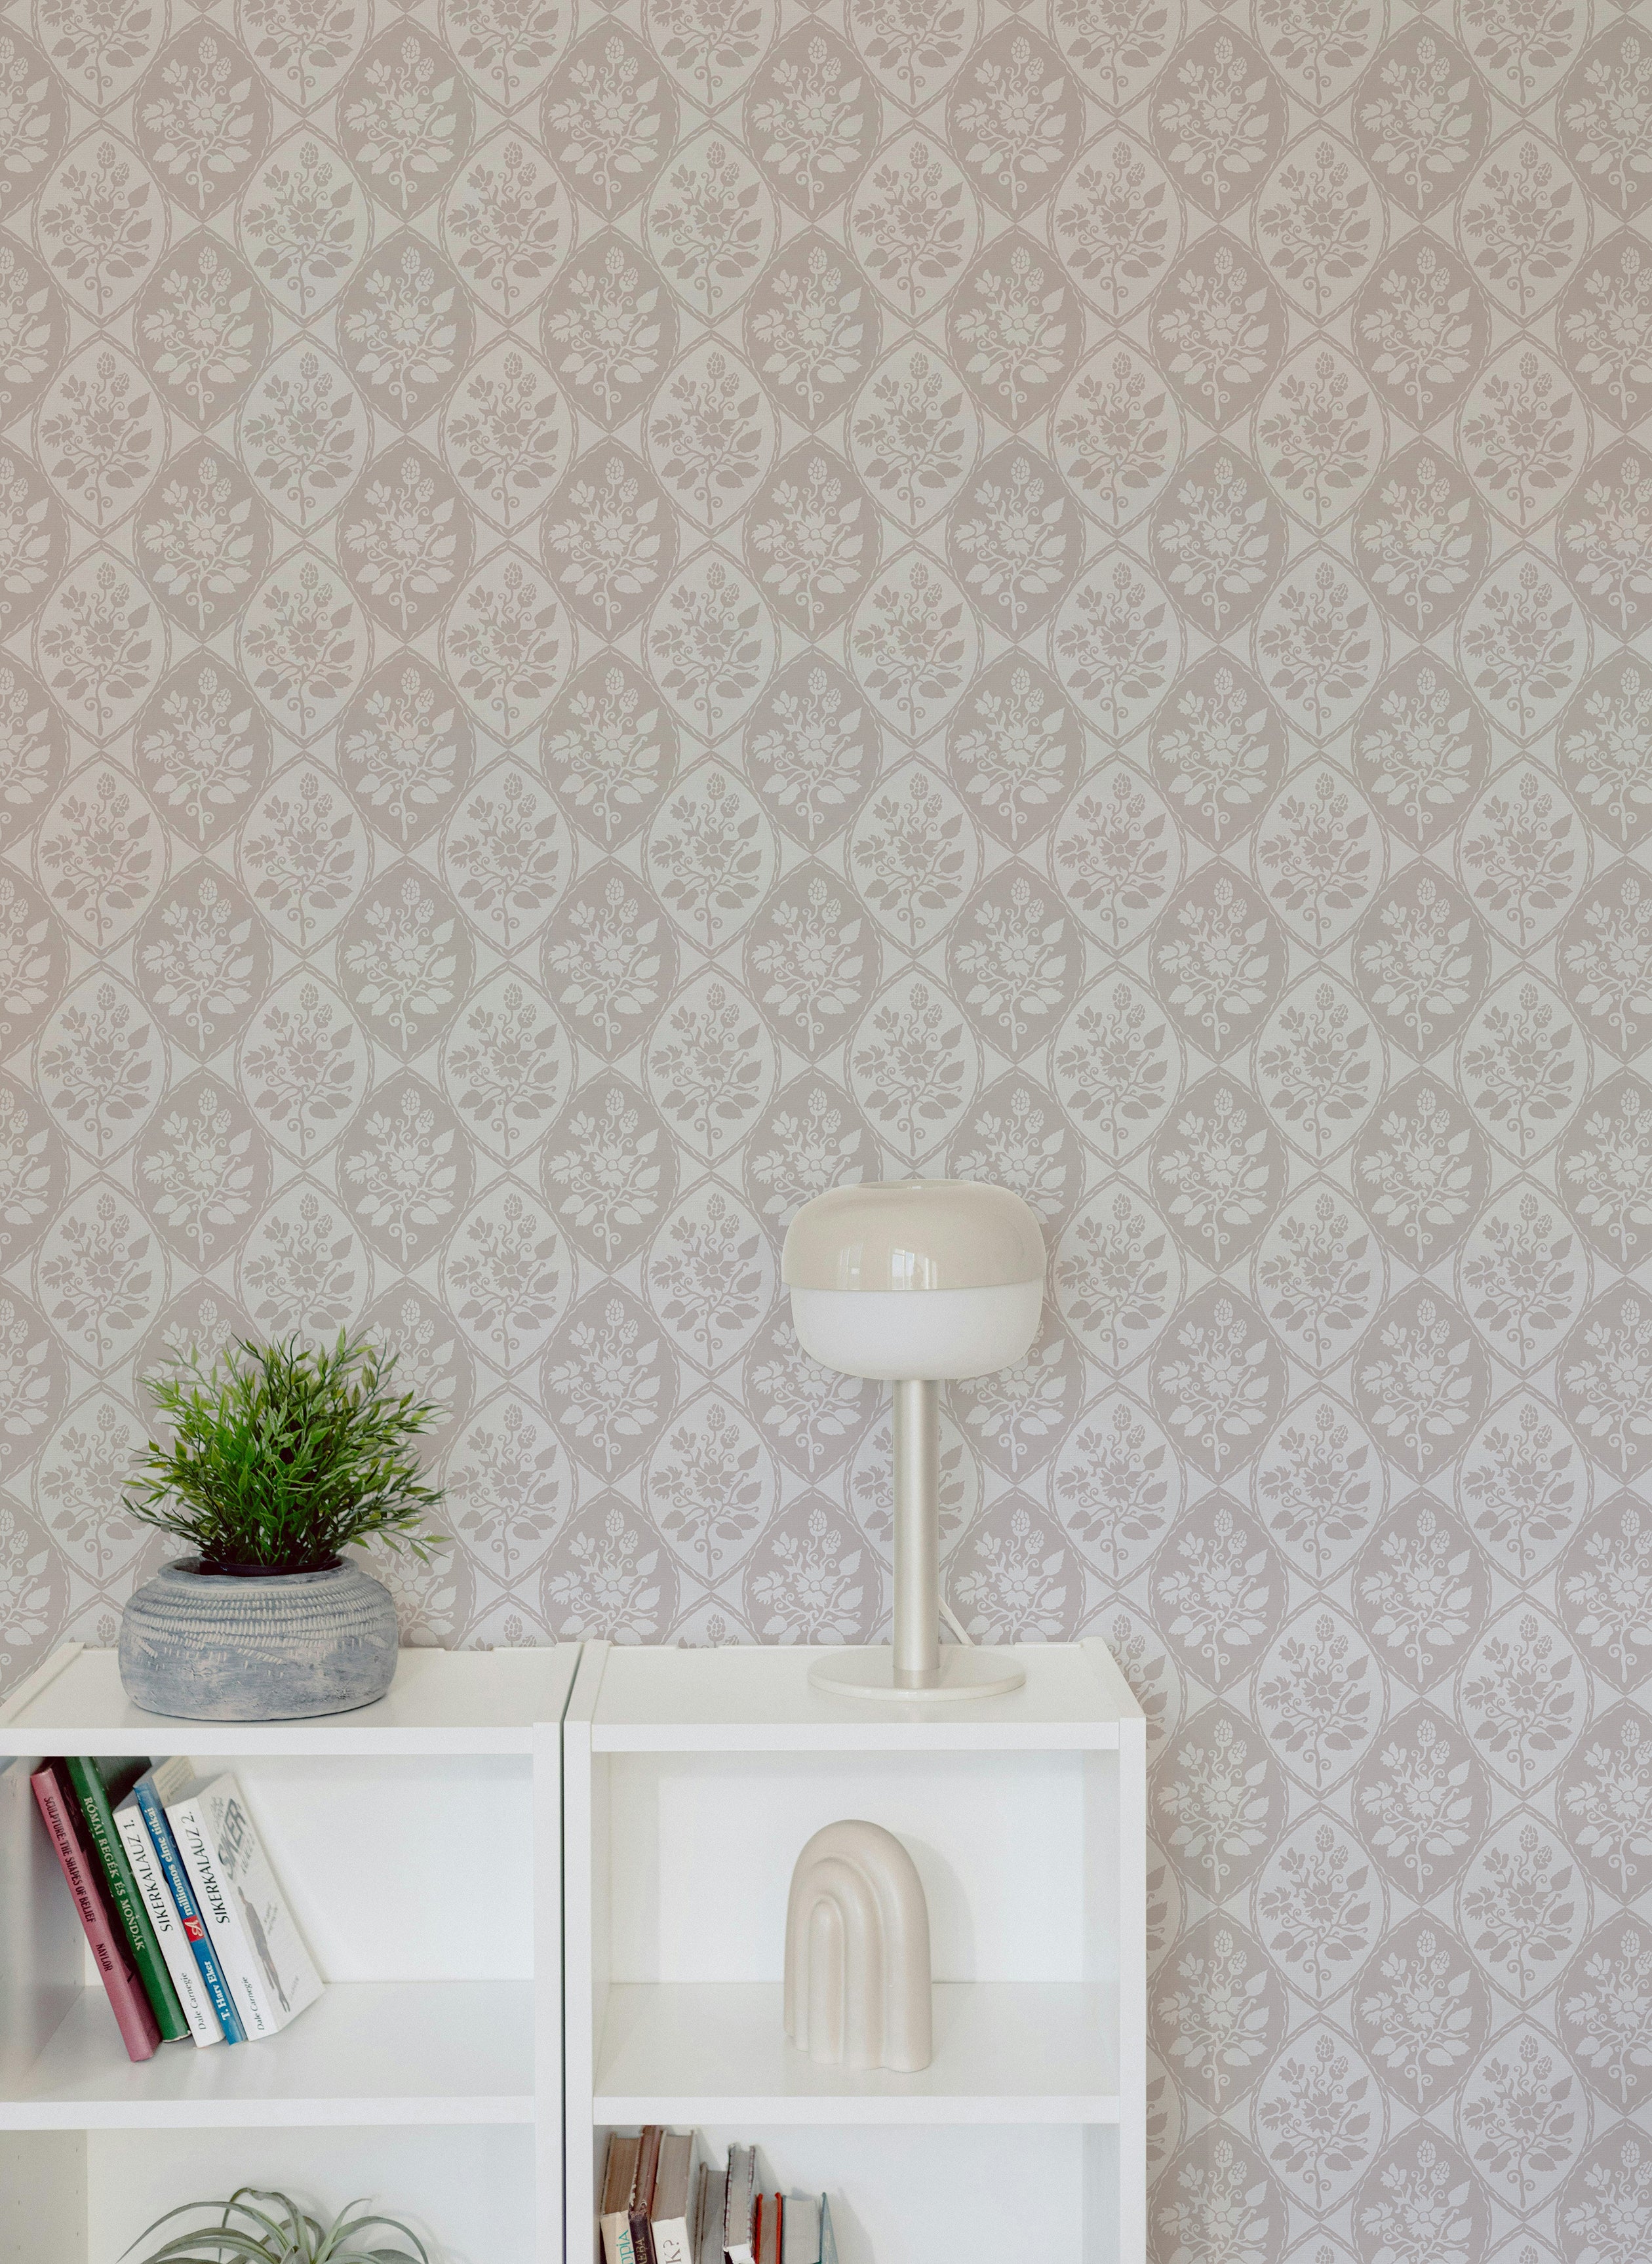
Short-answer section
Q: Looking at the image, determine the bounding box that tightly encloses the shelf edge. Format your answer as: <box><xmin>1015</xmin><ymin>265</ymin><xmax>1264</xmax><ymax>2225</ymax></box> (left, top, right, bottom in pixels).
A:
<box><xmin>589</xmin><ymin>1726</ymin><xmax>1122</xmax><ymax>1753</ymax></box>
<box><xmin>591</xmin><ymin>2095</ymin><xmax>1124</xmax><ymax>2127</ymax></box>
<box><xmin>0</xmin><ymin>2096</ymin><xmax>537</xmax><ymax>2132</ymax></box>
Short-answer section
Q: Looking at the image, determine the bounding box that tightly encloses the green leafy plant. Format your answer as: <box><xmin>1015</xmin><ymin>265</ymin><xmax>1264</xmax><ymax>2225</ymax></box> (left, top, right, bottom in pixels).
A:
<box><xmin>126</xmin><ymin>1334</ymin><xmax>444</xmax><ymax>1576</ymax></box>
<box><xmin>125</xmin><ymin>2188</ymin><xmax>429</xmax><ymax>2264</ymax></box>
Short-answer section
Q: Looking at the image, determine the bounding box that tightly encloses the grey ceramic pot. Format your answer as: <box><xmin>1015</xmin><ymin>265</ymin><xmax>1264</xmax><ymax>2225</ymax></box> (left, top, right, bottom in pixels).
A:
<box><xmin>118</xmin><ymin>1557</ymin><xmax>399</xmax><ymax>1721</ymax></box>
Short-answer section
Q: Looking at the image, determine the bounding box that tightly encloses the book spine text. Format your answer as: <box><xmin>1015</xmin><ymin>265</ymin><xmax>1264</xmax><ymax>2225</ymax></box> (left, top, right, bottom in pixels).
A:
<box><xmin>64</xmin><ymin>1757</ymin><xmax>187</xmax><ymax>2042</ymax></box>
<box><xmin>113</xmin><ymin>1800</ymin><xmax>223</xmax><ymax>2048</ymax></box>
<box><xmin>131</xmin><ymin>1776</ymin><xmax>245</xmax><ymax>2044</ymax></box>
<box><xmin>167</xmin><ymin>1795</ymin><xmax>273</xmax><ymax>2038</ymax></box>
<box><xmin>30</xmin><ymin>1766</ymin><xmax>160</xmax><ymax>2063</ymax></box>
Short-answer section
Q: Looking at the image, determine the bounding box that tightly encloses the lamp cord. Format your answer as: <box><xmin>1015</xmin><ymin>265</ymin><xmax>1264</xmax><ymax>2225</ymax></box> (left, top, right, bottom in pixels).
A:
<box><xmin>939</xmin><ymin>1598</ymin><xmax>974</xmax><ymax>1647</ymax></box>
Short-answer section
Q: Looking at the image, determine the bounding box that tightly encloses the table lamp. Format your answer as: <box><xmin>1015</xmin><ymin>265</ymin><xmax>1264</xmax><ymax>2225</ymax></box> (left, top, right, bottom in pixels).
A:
<box><xmin>783</xmin><ymin>1179</ymin><xmax>1044</xmax><ymax>1701</ymax></box>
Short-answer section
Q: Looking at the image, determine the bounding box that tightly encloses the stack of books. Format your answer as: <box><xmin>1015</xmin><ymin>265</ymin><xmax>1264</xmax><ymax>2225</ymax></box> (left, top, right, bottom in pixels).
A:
<box><xmin>31</xmin><ymin>1755</ymin><xmax>323</xmax><ymax>2063</ymax></box>
<box><xmin>600</xmin><ymin>2132</ymin><xmax>837</xmax><ymax>2264</ymax></box>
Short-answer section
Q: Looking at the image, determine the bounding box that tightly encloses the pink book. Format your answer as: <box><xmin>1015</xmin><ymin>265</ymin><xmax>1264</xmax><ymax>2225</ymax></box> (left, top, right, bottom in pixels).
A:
<box><xmin>31</xmin><ymin>1760</ymin><xmax>161</xmax><ymax>2063</ymax></box>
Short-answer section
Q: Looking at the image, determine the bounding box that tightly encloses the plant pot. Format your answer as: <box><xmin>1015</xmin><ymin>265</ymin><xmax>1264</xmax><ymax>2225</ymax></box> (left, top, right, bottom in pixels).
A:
<box><xmin>117</xmin><ymin>1557</ymin><xmax>400</xmax><ymax>1721</ymax></box>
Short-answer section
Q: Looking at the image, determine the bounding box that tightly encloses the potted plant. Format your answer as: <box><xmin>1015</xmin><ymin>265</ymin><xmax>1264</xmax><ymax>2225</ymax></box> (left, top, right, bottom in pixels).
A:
<box><xmin>125</xmin><ymin>2185</ymin><xmax>429</xmax><ymax>2264</ymax></box>
<box><xmin>117</xmin><ymin>1333</ymin><xmax>444</xmax><ymax>1722</ymax></box>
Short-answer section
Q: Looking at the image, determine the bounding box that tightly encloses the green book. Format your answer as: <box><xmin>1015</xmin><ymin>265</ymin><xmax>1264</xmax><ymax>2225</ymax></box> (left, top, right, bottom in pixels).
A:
<box><xmin>65</xmin><ymin>1756</ymin><xmax>189</xmax><ymax>2043</ymax></box>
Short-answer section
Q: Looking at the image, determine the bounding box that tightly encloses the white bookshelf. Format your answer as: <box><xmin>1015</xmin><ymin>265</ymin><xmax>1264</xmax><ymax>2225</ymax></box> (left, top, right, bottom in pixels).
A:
<box><xmin>0</xmin><ymin>1643</ymin><xmax>578</xmax><ymax>2264</ymax></box>
<box><xmin>564</xmin><ymin>1642</ymin><xmax>1145</xmax><ymax>2264</ymax></box>
<box><xmin>0</xmin><ymin>1639</ymin><xmax>1145</xmax><ymax>2264</ymax></box>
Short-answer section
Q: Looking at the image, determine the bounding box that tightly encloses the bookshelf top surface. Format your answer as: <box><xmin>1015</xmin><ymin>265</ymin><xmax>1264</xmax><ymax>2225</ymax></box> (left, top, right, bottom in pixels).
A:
<box><xmin>578</xmin><ymin>1641</ymin><xmax>1143</xmax><ymax>1750</ymax></box>
<box><xmin>0</xmin><ymin>1644</ymin><xmax>580</xmax><ymax>1754</ymax></box>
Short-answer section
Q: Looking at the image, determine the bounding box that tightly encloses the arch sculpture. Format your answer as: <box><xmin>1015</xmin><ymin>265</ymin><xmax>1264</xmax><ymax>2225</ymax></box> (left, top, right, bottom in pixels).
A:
<box><xmin>783</xmin><ymin>1820</ymin><xmax>933</xmax><ymax>2073</ymax></box>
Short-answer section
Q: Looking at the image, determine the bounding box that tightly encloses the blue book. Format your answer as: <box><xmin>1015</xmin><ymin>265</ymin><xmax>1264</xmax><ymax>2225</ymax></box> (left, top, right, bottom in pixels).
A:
<box><xmin>131</xmin><ymin>1768</ymin><xmax>246</xmax><ymax>2043</ymax></box>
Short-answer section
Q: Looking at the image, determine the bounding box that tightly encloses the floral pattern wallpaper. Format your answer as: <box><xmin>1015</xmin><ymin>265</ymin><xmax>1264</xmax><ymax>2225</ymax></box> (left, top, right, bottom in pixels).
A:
<box><xmin>0</xmin><ymin>0</ymin><xmax>1649</xmax><ymax>2252</ymax></box>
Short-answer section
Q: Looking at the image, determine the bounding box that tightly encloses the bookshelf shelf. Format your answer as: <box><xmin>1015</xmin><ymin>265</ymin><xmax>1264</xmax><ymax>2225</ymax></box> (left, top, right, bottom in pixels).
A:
<box><xmin>3</xmin><ymin>1977</ymin><xmax>534</xmax><ymax>2130</ymax></box>
<box><xmin>593</xmin><ymin>1979</ymin><xmax>1121</xmax><ymax>2126</ymax></box>
<box><xmin>566</xmin><ymin>1640</ymin><xmax>1145</xmax><ymax>2264</ymax></box>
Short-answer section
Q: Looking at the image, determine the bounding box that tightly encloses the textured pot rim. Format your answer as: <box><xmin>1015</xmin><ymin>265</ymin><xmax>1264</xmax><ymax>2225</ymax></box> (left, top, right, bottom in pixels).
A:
<box><xmin>161</xmin><ymin>1554</ymin><xmax>364</xmax><ymax>1587</ymax></box>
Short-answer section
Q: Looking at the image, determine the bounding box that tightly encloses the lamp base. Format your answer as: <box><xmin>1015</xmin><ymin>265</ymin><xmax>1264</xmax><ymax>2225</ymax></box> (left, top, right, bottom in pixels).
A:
<box><xmin>808</xmin><ymin>1646</ymin><xmax>1027</xmax><ymax>1703</ymax></box>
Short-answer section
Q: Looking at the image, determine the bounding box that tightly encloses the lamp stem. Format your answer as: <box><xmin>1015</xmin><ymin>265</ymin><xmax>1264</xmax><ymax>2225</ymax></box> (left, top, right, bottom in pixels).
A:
<box><xmin>892</xmin><ymin>1377</ymin><xmax>939</xmax><ymax>1690</ymax></box>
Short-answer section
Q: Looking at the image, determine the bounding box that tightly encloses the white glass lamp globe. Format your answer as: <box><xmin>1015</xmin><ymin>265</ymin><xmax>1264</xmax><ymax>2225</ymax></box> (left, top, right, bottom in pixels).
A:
<box><xmin>783</xmin><ymin>1180</ymin><xmax>1045</xmax><ymax>1703</ymax></box>
<box><xmin>783</xmin><ymin>1180</ymin><xmax>1045</xmax><ymax>1381</ymax></box>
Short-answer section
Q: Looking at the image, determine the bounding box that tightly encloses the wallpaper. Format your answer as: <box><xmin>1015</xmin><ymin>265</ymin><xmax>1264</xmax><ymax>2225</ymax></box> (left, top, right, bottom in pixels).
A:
<box><xmin>0</xmin><ymin>0</ymin><xmax>1648</xmax><ymax>2252</ymax></box>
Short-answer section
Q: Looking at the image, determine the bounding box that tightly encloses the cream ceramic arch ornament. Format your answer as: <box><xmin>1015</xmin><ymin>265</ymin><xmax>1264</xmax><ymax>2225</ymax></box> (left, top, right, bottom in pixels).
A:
<box><xmin>783</xmin><ymin>1819</ymin><xmax>934</xmax><ymax>2073</ymax></box>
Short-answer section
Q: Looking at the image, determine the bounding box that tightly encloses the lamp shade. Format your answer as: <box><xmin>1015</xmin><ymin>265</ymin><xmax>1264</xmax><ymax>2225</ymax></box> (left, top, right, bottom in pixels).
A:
<box><xmin>783</xmin><ymin>1180</ymin><xmax>1044</xmax><ymax>1381</ymax></box>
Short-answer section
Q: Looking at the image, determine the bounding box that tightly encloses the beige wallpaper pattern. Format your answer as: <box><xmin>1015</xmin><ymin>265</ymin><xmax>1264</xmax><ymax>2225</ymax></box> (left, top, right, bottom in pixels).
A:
<box><xmin>0</xmin><ymin>0</ymin><xmax>1649</xmax><ymax>2255</ymax></box>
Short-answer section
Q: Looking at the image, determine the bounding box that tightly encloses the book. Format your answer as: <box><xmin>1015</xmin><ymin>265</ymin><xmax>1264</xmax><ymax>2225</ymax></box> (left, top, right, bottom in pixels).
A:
<box><xmin>635</xmin><ymin>2124</ymin><xmax>663</xmax><ymax>2215</ymax></box>
<box><xmin>782</xmin><ymin>2194</ymin><xmax>821</xmax><ymax>2264</ymax></box>
<box><xmin>629</xmin><ymin>2123</ymin><xmax>662</xmax><ymax>2264</ymax></box>
<box><xmin>650</xmin><ymin>2132</ymin><xmax>699</xmax><ymax>2264</ymax></box>
<box><xmin>130</xmin><ymin>1769</ymin><xmax>245</xmax><ymax>2044</ymax></box>
<box><xmin>754</xmin><ymin>2193</ymin><xmax>781</xmax><ymax>2264</ymax></box>
<box><xmin>693</xmin><ymin>2164</ymin><xmax>726</xmax><ymax>2264</ymax></box>
<box><xmin>30</xmin><ymin>1761</ymin><xmax>160</xmax><ymax>2063</ymax></box>
<box><xmin>819</xmin><ymin>2198</ymin><xmax>837</xmax><ymax>2264</ymax></box>
<box><xmin>155</xmin><ymin>1759</ymin><xmax>323</xmax><ymax>2039</ymax></box>
<box><xmin>724</xmin><ymin>2144</ymin><xmax>757</xmax><ymax>2264</ymax></box>
<box><xmin>198</xmin><ymin>1770</ymin><xmax>323</xmax><ymax>2033</ymax></box>
<box><xmin>64</xmin><ymin>1757</ymin><xmax>189</xmax><ymax>2043</ymax></box>
<box><xmin>151</xmin><ymin>1760</ymin><xmax>260</xmax><ymax>2038</ymax></box>
<box><xmin>599</xmin><ymin>2133</ymin><xmax>641</xmax><ymax>2264</ymax></box>
<box><xmin>112</xmin><ymin>1791</ymin><xmax>223</xmax><ymax>2048</ymax></box>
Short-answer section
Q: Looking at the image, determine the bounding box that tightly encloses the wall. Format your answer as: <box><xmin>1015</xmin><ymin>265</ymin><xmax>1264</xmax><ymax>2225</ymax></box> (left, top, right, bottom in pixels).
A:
<box><xmin>0</xmin><ymin>0</ymin><xmax>1647</xmax><ymax>2259</ymax></box>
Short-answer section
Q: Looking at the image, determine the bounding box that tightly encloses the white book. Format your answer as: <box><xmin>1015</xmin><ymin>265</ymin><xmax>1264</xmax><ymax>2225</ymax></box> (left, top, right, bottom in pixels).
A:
<box><xmin>781</xmin><ymin>2194</ymin><xmax>821</xmax><ymax>2264</ymax></box>
<box><xmin>650</xmin><ymin>2131</ymin><xmax>704</xmax><ymax>2264</ymax></box>
<box><xmin>198</xmin><ymin>1769</ymin><xmax>323</xmax><ymax>2036</ymax></box>
<box><xmin>111</xmin><ymin>1794</ymin><xmax>223</xmax><ymax>2047</ymax></box>
<box><xmin>156</xmin><ymin>1762</ymin><xmax>266</xmax><ymax>2039</ymax></box>
<box><xmin>724</xmin><ymin>2145</ymin><xmax>757</xmax><ymax>2264</ymax></box>
<box><xmin>694</xmin><ymin>2166</ymin><xmax>725</xmax><ymax>2264</ymax></box>
<box><xmin>155</xmin><ymin>1758</ymin><xmax>323</xmax><ymax>2039</ymax></box>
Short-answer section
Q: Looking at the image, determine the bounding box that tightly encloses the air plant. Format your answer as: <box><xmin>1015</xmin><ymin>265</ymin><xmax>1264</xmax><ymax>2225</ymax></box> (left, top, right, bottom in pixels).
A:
<box><xmin>124</xmin><ymin>2188</ymin><xmax>431</xmax><ymax>2264</ymax></box>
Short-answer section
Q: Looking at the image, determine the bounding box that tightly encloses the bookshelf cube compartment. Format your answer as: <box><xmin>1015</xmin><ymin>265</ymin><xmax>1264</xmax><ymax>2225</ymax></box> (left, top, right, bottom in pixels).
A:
<box><xmin>587</xmin><ymin>2122</ymin><xmax>1123</xmax><ymax>2264</ymax></box>
<box><xmin>1</xmin><ymin>1749</ymin><xmax>534</xmax><ymax>2125</ymax></box>
<box><xmin>566</xmin><ymin>1643</ymin><xmax>1145</xmax><ymax>2264</ymax></box>
<box><xmin>1</xmin><ymin>2124</ymin><xmax>534</xmax><ymax>2264</ymax></box>
<box><xmin>0</xmin><ymin>1644</ymin><xmax>576</xmax><ymax>2262</ymax></box>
